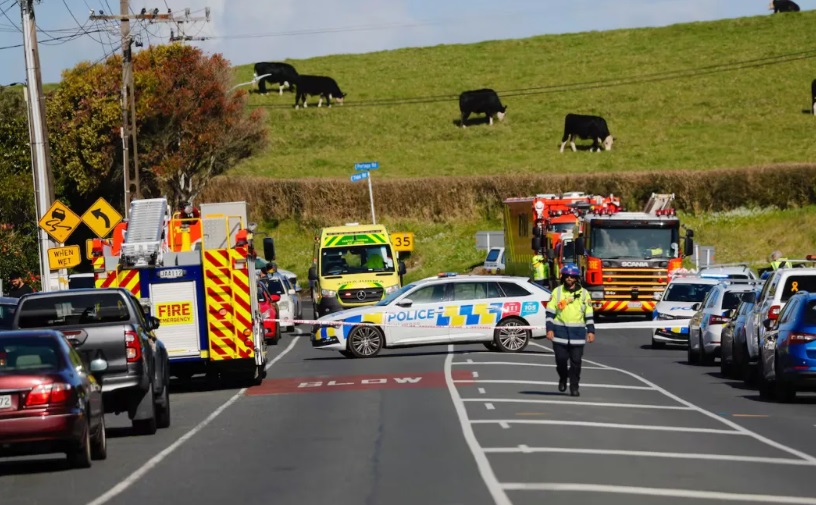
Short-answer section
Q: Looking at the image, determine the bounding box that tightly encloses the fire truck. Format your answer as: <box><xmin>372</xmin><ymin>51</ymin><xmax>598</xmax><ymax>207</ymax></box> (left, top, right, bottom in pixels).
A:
<box><xmin>92</xmin><ymin>198</ymin><xmax>267</xmax><ymax>384</ymax></box>
<box><xmin>574</xmin><ymin>193</ymin><xmax>695</xmax><ymax>317</ymax></box>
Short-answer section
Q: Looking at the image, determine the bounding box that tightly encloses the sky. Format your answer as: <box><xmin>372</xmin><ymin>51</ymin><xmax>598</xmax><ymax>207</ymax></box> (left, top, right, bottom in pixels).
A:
<box><xmin>0</xmin><ymin>0</ymin><xmax>802</xmax><ymax>85</ymax></box>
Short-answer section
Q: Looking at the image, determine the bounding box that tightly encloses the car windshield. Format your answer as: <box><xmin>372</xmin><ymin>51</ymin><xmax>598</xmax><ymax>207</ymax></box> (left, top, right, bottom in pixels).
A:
<box><xmin>16</xmin><ymin>293</ymin><xmax>130</xmax><ymax>328</ymax></box>
<box><xmin>321</xmin><ymin>245</ymin><xmax>396</xmax><ymax>276</ymax></box>
<box><xmin>551</xmin><ymin>222</ymin><xmax>575</xmax><ymax>233</ymax></box>
<box><xmin>486</xmin><ymin>249</ymin><xmax>501</xmax><ymax>262</ymax></box>
<box><xmin>376</xmin><ymin>283</ymin><xmax>416</xmax><ymax>306</ymax></box>
<box><xmin>0</xmin><ymin>302</ymin><xmax>17</xmax><ymax>330</ymax></box>
<box><xmin>0</xmin><ymin>337</ymin><xmax>63</xmax><ymax>373</ymax></box>
<box><xmin>663</xmin><ymin>283</ymin><xmax>715</xmax><ymax>303</ymax></box>
<box><xmin>589</xmin><ymin>226</ymin><xmax>677</xmax><ymax>259</ymax></box>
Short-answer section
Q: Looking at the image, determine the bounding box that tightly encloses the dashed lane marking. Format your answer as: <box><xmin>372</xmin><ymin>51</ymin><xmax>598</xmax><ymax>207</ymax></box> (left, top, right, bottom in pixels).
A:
<box><xmin>462</xmin><ymin>398</ymin><xmax>694</xmax><ymax>410</ymax></box>
<box><xmin>477</xmin><ymin>388</ymin><xmax>486</xmax><ymax>394</ymax></box>
<box><xmin>472</xmin><ymin>371</ymin><xmax>479</xmax><ymax>378</ymax></box>
<box><xmin>469</xmin><ymin>419</ymin><xmax>743</xmax><ymax>434</ymax></box>
<box><xmin>485</xmin><ymin>403</ymin><xmax>495</xmax><ymax>410</ymax></box>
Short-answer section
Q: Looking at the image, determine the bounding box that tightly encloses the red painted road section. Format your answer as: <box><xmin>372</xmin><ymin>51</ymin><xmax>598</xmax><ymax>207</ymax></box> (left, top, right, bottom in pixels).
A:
<box><xmin>246</xmin><ymin>370</ymin><xmax>474</xmax><ymax>396</ymax></box>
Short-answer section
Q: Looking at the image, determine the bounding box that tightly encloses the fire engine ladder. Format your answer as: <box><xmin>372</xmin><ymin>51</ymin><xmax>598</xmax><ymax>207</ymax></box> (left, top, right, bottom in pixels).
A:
<box><xmin>120</xmin><ymin>198</ymin><xmax>168</xmax><ymax>268</ymax></box>
<box><xmin>643</xmin><ymin>193</ymin><xmax>675</xmax><ymax>215</ymax></box>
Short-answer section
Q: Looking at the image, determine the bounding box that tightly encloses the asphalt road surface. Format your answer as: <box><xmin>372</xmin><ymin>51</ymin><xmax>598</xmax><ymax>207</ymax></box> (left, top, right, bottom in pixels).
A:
<box><xmin>3</xmin><ymin>304</ymin><xmax>815</xmax><ymax>505</ymax></box>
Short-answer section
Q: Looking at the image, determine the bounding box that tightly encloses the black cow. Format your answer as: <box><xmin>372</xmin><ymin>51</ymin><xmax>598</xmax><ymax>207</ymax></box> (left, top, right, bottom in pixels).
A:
<box><xmin>812</xmin><ymin>79</ymin><xmax>816</xmax><ymax>116</ymax></box>
<box><xmin>254</xmin><ymin>62</ymin><xmax>298</xmax><ymax>95</ymax></box>
<box><xmin>293</xmin><ymin>75</ymin><xmax>345</xmax><ymax>109</ymax></box>
<box><xmin>560</xmin><ymin>113</ymin><xmax>614</xmax><ymax>152</ymax></box>
<box><xmin>458</xmin><ymin>89</ymin><xmax>507</xmax><ymax>127</ymax></box>
<box><xmin>769</xmin><ymin>0</ymin><xmax>800</xmax><ymax>12</ymax></box>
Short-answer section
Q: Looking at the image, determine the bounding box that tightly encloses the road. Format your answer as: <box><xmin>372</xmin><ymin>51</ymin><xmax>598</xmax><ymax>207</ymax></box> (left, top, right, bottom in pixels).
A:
<box><xmin>3</xmin><ymin>304</ymin><xmax>815</xmax><ymax>505</ymax></box>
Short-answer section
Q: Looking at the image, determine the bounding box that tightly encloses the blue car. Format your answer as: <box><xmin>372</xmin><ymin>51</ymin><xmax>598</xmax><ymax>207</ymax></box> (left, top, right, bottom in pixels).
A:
<box><xmin>758</xmin><ymin>290</ymin><xmax>816</xmax><ymax>402</ymax></box>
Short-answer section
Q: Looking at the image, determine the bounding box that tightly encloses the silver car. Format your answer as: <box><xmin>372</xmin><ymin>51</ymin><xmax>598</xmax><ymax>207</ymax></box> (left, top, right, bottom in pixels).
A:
<box><xmin>688</xmin><ymin>282</ymin><xmax>757</xmax><ymax>366</ymax></box>
<box><xmin>652</xmin><ymin>276</ymin><xmax>719</xmax><ymax>348</ymax></box>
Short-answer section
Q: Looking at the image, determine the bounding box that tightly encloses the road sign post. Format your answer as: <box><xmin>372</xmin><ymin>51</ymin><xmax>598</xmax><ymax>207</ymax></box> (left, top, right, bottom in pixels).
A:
<box><xmin>352</xmin><ymin>161</ymin><xmax>379</xmax><ymax>224</ymax></box>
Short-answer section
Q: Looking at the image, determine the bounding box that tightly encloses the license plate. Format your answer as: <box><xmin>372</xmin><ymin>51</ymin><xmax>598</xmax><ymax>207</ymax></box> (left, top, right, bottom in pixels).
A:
<box><xmin>629</xmin><ymin>302</ymin><xmax>642</xmax><ymax>309</ymax></box>
<box><xmin>0</xmin><ymin>395</ymin><xmax>12</xmax><ymax>409</ymax></box>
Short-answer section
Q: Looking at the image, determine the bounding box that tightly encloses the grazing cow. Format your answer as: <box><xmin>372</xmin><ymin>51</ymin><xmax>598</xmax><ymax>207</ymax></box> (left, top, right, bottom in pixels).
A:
<box><xmin>812</xmin><ymin>79</ymin><xmax>816</xmax><ymax>116</ymax></box>
<box><xmin>293</xmin><ymin>75</ymin><xmax>346</xmax><ymax>108</ymax></box>
<box><xmin>769</xmin><ymin>0</ymin><xmax>800</xmax><ymax>12</ymax></box>
<box><xmin>560</xmin><ymin>114</ymin><xmax>614</xmax><ymax>152</ymax></box>
<box><xmin>458</xmin><ymin>89</ymin><xmax>507</xmax><ymax>127</ymax></box>
<box><xmin>254</xmin><ymin>62</ymin><xmax>299</xmax><ymax>95</ymax></box>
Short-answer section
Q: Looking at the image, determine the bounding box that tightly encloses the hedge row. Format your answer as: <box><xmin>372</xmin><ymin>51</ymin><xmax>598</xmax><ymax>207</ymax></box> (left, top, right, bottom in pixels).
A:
<box><xmin>200</xmin><ymin>163</ymin><xmax>816</xmax><ymax>225</ymax></box>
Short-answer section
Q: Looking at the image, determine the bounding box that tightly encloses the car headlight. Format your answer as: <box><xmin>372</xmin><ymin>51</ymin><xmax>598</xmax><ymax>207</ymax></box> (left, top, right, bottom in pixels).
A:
<box><xmin>321</xmin><ymin>289</ymin><xmax>337</xmax><ymax>298</ymax></box>
<box><xmin>384</xmin><ymin>284</ymin><xmax>399</xmax><ymax>295</ymax></box>
<box><xmin>657</xmin><ymin>313</ymin><xmax>674</xmax><ymax>320</ymax></box>
<box><xmin>278</xmin><ymin>301</ymin><xmax>290</xmax><ymax>312</ymax></box>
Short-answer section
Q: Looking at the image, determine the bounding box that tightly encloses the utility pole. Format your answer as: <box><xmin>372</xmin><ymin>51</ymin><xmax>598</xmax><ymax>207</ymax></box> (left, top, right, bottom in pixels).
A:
<box><xmin>90</xmin><ymin>5</ymin><xmax>210</xmax><ymax>215</ymax></box>
<box><xmin>20</xmin><ymin>0</ymin><xmax>57</xmax><ymax>292</ymax></box>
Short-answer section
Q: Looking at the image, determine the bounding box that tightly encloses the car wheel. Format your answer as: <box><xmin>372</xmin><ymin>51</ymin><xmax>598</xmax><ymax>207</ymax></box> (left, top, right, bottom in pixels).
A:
<box><xmin>483</xmin><ymin>341</ymin><xmax>499</xmax><ymax>351</ymax></box>
<box><xmin>757</xmin><ymin>358</ymin><xmax>775</xmax><ymax>400</ymax></box>
<box><xmin>132</xmin><ymin>385</ymin><xmax>158</xmax><ymax>436</ymax></box>
<box><xmin>651</xmin><ymin>336</ymin><xmax>665</xmax><ymax>349</ymax></box>
<box><xmin>91</xmin><ymin>414</ymin><xmax>107</xmax><ymax>460</ymax></box>
<box><xmin>494</xmin><ymin>318</ymin><xmax>530</xmax><ymax>353</ymax></box>
<box><xmin>67</xmin><ymin>424</ymin><xmax>92</xmax><ymax>468</ymax></box>
<box><xmin>347</xmin><ymin>325</ymin><xmax>383</xmax><ymax>358</ymax></box>
<box><xmin>687</xmin><ymin>332</ymin><xmax>699</xmax><ymax>365</ymax></box>
<box><xmin>155</xmin><ymin>384</ymin><xmax>171</xmax><ymax>429</ymax></box>
<box><xmin>339</xmin><ymin>350</ymin><xmax>354</xmax><ymax>358</ymax></box>
<box><xmin>699</xmin><ymin>336</ymin><xmax>715</xmax><ymax>366</ymax></box>
<box><xmin>720</xmin><ymin>352</ymin><xmax>734</xmax><ymax>378</ymax></box>
<box><xmin>775</xmin><ymin>357</ymin><xmax>797</xmax><ymax>403</ymax></box>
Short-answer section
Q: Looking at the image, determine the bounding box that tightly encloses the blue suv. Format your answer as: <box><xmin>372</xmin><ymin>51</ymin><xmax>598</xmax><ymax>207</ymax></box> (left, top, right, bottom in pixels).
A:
<box><xmin>759</xmin><ymin>290</ymin><xmax>816</xmax><ymax>402</ymax></box>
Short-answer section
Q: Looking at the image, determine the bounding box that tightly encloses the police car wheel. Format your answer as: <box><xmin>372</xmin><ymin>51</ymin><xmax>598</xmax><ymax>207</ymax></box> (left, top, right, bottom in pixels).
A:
<box><xmin>494</xmin><ymin>318</ymin><xmax>530</xmax><ymax>353</ymax></box>
<box><xmin>348</xmin><ymin>325</ymin><xmax>384</xmax><ymax>358</ymax></box>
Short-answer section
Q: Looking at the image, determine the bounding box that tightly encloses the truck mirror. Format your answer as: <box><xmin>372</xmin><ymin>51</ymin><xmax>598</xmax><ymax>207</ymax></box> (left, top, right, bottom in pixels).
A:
<box><xmin>532</xmin><ymin>236</ymin><xmax>542</xmax><ymax>251</ymax></box>
<box><xmin>398</xmin><ymin>261</ymin><xmax>407</xmax><ymax>276</ymax></box>
<box><xmin>308</xmin><ymin>266</ymin><xmax>317</xmax><ymax>281</ymax></box>
<box><xmin>263</xmin><ymin>237</ymin><xmax>276</xmax><ymax>261</ymax></box>
<box><xmin>575</xmin><ymin>237</ymin><xmax>585</xmax><ymax>256</ymax></box>
<box><xmin>684</xmin><ymin>230</ymin><xmax>694</xmax><ymax>257</ymax></box>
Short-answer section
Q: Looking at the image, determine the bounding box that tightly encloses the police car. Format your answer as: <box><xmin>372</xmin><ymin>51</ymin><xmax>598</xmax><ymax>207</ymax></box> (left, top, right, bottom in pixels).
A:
<box><xmin>312</xmin><ymin>274</ymin><xmax>551</xmax><ymax>358</ymax></box>
<box><xmin>652</xmin><ymin>274</ymin><xmax>720</xmax><ymax>348</ymax></box>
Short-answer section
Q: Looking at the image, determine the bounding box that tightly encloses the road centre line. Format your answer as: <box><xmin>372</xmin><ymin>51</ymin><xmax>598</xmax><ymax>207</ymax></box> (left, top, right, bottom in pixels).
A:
<box><xmin>87</xmin><ymin>336</ymin><xmax>301</xmax><ymax>505</ymax></box>
<box><xmin>499</xmin><ymin>483</ymin><xmax>816</xmax><ymax>504</ymax></box>
<box><xmin>470</xmin><ymin>419</ymin><xmax>742</xmax><ymax>434</ymax></box>
<box><xmin>483</xmin><ymin>447</ymin><xmax>816</xmax><ymax>466</ymax></box>
<box><xmin>528</xmin><ymin>341</ymin><xmax>816</xmax><ymax>463</ymax></box>
<box><xmin>455</xmin><ymin>379</ymin><xmax>654</xmax><ymax>390</ymax></box>
<box><xmin>452</xmin><ymin>361</ymin><xmax>605</xmax><ymax>369</ymax></box>
<box><xmin>462</xmin><ymin>398</ymin><xmax>694</xmax><ymax>410</ymax></box>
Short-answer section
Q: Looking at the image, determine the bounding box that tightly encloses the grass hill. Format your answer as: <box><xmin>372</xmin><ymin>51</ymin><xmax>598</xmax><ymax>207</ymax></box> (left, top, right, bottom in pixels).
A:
<box><xmin>229</xmin><ymin>11</ymin><xmax>816</xmax><ymax>180</ymax></box>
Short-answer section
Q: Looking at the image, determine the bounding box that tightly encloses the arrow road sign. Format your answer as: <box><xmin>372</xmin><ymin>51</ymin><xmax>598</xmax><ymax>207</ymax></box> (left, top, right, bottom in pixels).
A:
<box><xmin>354</xmin><ymin>161</ymin><xmax>379</xmax><ymax>171</ymax></box>
<box><xmin>81</xmin><ymin>197</ymin><xmax>123</xmax><ymax>239</ymax></box>
<box><xmin>351</xmin><ymin>172</ymin><xmax>369</xmax><ymax>182</ymax></box>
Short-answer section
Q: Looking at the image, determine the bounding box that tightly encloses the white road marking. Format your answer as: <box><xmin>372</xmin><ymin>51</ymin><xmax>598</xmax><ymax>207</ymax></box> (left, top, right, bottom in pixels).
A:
<box><xmin>455</xmin><ymin>379</ymin><xmax>653</xmax><ymax>391</ymax></box>
<box><xmin>485</xmin><ymin>403</ymin><xmax>495</xmax><ymax>410</ymax></box>
<box><xmin>484</xmin><ymin>447</ymin><xmax>816</xmax><ymax>466</ymax></box>
<box><xmin>453</xmin><ymin>361</ymin><xmax>605</xmax><ymax>369</ymax></box>
<box><xmin>467</xmin><ymin>358</ymin><xmax>474</xmax><ymax>363</ymax></box>
<box><xmin>500</xmin><ymin>483</ymin><xmax>816</xmax><ymax>504</ymax></box>
<box><xmin>462</xmin><ymin>398</ymin><xmax>693</xmax><ymax>410</ymax></box>
<box><xmin>86</xmin><ymin>335</ymin><xmax>301</xmax><ymax>505</ymax></box>
<box><xmin>499</xmin><ymin>421</ymin><xmax>510</xmax><ymax>429</ymax></box>
<box><xmin>477</xmin><ymin>388</ymin><xmax>486</xmax><ymax>395</ymax></box>
<box><xmin>470</xmin><ymin>419</ymin><xmax>742</xmax><ymax>434</ymax></box>
<box><xmin>472</xmin><ymin>371</ymin><xmax>479</xmax><ymax>378</ymax></box>
<box><xmin>444</xmin><ymin>345</ymin><xmax>511</xmax><ymax>505</ymax></box>
<box><xmin>529</xmin><ymin>341</ymin><xmax>816</xmax><ymax>463</ymax></box>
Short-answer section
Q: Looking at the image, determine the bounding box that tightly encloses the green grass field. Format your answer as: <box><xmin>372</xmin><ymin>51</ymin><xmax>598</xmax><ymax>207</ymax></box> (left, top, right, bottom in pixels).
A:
<box><xmin>230</xmin><ymin>12</ymin><xmax>816</xmax><ymax>180</ymax></box>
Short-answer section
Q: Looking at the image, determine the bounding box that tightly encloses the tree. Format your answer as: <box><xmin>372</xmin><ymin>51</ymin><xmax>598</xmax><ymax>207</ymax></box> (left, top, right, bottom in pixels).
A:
<box><xmin>47</xmin><ymin>44</ymin><xmax>267</xmax><ymax>209</ymax></box>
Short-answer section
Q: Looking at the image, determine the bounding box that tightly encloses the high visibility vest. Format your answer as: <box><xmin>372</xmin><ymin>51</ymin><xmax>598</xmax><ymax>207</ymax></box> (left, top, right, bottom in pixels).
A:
<box><xmin>532</xmin><ymin>255</ymin><xmax>546</xmax><ymax>280</ymax></box>
<box><xmin>771</xmin><ymin>258</ymin><xmax>789</xmax><ymax>270</ymax></box>
<box><xmin>550</xmin><ymin>286</ymin><xmax>592</xmax><ymax>324</ymax></box>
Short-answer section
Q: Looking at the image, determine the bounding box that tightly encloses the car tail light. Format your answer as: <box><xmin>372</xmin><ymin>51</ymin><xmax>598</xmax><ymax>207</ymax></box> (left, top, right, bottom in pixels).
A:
<box><xmin>768</xmin><ymin>305</ymin><xmax>781</xmax><ymax>320</ymax></box>
<box><xmin>789</xmin><ymin>332</ymin><xmax>816</xmax><ymax>345</ymax></box>
<box><xmin>25</xmin><ymin>383</ymin><xmax>72</xmax><ymax>407</ymax></box>
<box><xmin>125</xmin><ymin>330</ymin><xmax>142</xmax><ymax>362</ymax></box>
<box><xmin>709</xmin><ymin>314</ymin><xmax>730</xmax><ymax>325</ymax></box>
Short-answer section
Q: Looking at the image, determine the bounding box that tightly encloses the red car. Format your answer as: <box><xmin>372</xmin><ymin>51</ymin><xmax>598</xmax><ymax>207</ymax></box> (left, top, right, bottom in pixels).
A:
<box><xmin>258</xmin><ymin>283</ymin><xmax>281</xmax><ymax>345</ymax></box>
<box><xmin>0</xmin><ymin>330</ymin><xmax>107</xmax><ymax>468</ymax></box>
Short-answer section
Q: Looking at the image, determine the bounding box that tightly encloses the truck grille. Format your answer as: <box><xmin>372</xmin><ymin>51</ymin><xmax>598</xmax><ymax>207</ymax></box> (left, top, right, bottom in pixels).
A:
<box><xmin>603</xmin><ymin>267</ymin><xmax>667</xmax><ymax>300</ymax></box>
<box><xmin>338</xmin><ymin>287</ymin><xmax>384</xmax><ymax>305</ymax></box>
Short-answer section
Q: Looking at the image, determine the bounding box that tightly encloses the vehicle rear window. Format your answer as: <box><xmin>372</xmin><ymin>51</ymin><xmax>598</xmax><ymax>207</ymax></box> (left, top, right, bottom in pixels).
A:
<box><xmin>722</xmin><ymin>292</ymin><xmax>747</xmax><ymax>310</ymax></box>
<box><xmin>485</xmin><ymin>249</ymin><xmax>501</xmax><ymax>262</ymax></box>
<box><xmin>0</xmin><ymin>337</ymin><xmax>63</xmax><ymax>372</ymax></box>
<box><xmin>663</xmin><ymin>283</ymin><xmax>714</xmax><ymax>303</ymax></box>
<box><xmin>499</xmin><ymin>282</ymin><xmax>531</xmax><ymax>297</ymax></box>
<box><xmin>262</xmin><ymin>279</ymin><xmax>286</xmax><ymax>296</ymax></box>
<box><xmin>781</xmin><ymin>276</ymin><xmax>816</xmax><ymax>302</ymax></box>
<box><xmin>16</xmin><ymin>293</ymin><xmax>131</xmax><ymax>328</ymax></box>
<box><xmin>804</xmin><ymin>301</ymin><xmax>816</xmax><ymax>325</ymax></box>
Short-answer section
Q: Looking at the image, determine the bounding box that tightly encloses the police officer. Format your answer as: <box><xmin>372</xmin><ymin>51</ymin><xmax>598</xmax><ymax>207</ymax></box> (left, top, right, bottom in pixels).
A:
<box><xmin>546</xmin><ymin>263</ymin><xmax>595</xmax><ymax>397</ymax></box>
<box><xmin>769</xmin><ymin>250</ymin><xmax>789</xmax><ymax>270</ymax></box>
<box><xmin>531</xmin><ymin>251</ymin><xmax>549</xmax><ymax>288</ymax></box>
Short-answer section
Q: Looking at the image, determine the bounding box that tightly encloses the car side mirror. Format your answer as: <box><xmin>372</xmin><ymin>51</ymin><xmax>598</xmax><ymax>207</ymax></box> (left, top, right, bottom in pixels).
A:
<box><xmin>89</xmin><ymin>358</ymin><xmax>108</xmax><ymax>373</ymax></box>
<box><xmin>691</xmin><ymin>303</ymin><xmax>701</xmax><ymax>311</ymax></box>
<box><xmin>398</xmin><ymin>261</ymin><xmax>407</xmax><ymax>276</ymax></box>
<box><xmin>762</xmin><ymin>318</ymin><xmax>774</xmax><ymax>330</ymax></box>
<box><xmin>271</xmin><ymin>294</ymin><xmax>281</xmax><ymax>303</ymax></box>
<box><xmin>308</xmin><ymin>266</ymin><xmax>317</xmax><ymax>281</ymax></box>
<box><xmin>396</xmin><ymin>298</ymin><xmax>412</xmax><ymax>308</ymax></box>
<box><xmin>150</xmin><ymin>316</ymin><xmax>161</xmax><ymax>330</ymax></box>
<box><xmin>652</xmin><ymin>292</ymin><xmax>662</xmax><ymax>301</ymax></box>
<box><xmin>288</xmin><ymin>288</ymin><xmax>296</xmax><ymax>295</ymax></box>
<box><xmin>728</xmin><ymin>309</ymin><xmax>737</xmax><ymax>319</ymax></box>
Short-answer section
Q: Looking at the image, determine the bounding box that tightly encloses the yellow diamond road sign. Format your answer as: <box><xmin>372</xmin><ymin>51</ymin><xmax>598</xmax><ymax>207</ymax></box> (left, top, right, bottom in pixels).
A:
<box><xmin>48</xmin><ymin>245</ymin><xmax>81</xmax><ymax>270</ymax></box>
<box><xmin>38</xmin><ymin>201</ymin><xmax>82</xmax><ymax>244</ymax></box>
<box><xmin>82</xmin><ymin>197</ymin><xmax>123</xmax><ymax>239</ymax></box>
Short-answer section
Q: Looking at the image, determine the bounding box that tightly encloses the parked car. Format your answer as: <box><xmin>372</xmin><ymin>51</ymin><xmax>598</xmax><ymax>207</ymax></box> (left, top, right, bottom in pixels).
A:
<box><xmin>483</xmin><ymin>247</ymin><xmax>506</xmax><ymax>274</ymax></box>
<box><xmin>0</xmin><ymin>329</ymin><xmax>107</xmax><ymax>467</ymax></box>
<box><xmin>11</xmin><ymin>289</ymin><xmax>170</xmax><ymax>435</ymax></box>
<box><xmin>277</xmin><ymin>268</ymin><xmax>302</xmax><ymax>295</ymax></box>
<box><xmin>262</xmin><ymin>273</ymin><xmax>301</xmax><ymax>331</ymax></box>
<box><xmin>258</xmin><ymin>282</ymin><xmax>281</xmax><ymax>345</ymax></box>
<box><xmin>758</xmin><ymin>291</ymin><xmax>816</xmax><ymax>402</ymax></box>
<box><xmin>687</xmin><ymin>282</ymin><xmax>757</xmax><ymax>365</ymax></box>
<box><xmin>312</xmin><ymin>274</ymin><xmax>551</xmax><ymax>358</ymax></box>
<box><xmin>0</xmin><ymin>297</ymin><xmax>19</xmax><ymax>330</ymax></box>
<box><xmin>697</xmin><ymin>263</ymin><xmax>758</xmax><ymax>283</ymax></box>
<box><xmin>742</xmin><ymin>267</ymin><xmax>816</xmax><ymax>383</ymax></box>
<box><xmin>651</xmin><ymin>275</ymin><xmax>719</xmax><ymax>348</ymax></box>
<box><xmin>723</xmin><ymin>285</ymin><xmax>761</xmax><ymax>379</ymax></box>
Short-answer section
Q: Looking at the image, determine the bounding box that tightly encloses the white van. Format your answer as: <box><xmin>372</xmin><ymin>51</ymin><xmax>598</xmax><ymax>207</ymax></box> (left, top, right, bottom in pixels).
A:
<box><xmin>483</xmin><ymin>247</ymin><xmax>506</xmax><ymax>274</ymax></box>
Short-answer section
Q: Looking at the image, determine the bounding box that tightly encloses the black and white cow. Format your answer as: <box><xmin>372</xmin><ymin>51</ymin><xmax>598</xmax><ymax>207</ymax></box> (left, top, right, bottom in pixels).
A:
<box><xmin>769</xmin><ymin>0</ymin><xmax>800</xmax><ymax>12</ymax></box>
<box><xmin>253</xmin><ymin>62</ymin><xmax>299</xmax><ymax>95</ymax></box>
<box><xmin>293</xmin><ymin>75</ymin><xmax>346</xmax><ymax>108</ymax></box>
<box><xmin>812</xmin><ymin>79</ymin><xmax>816</xmax><ymax>116</ymax></box>
<box><xmin>458</xmin><ymin>89</ymin><xmax>507</xmax><ymax>127</ymax></box>
<box><xmin>560</xmin><ymin>113</ymin><xmax>614</xmax><ymax>152</ymax></box>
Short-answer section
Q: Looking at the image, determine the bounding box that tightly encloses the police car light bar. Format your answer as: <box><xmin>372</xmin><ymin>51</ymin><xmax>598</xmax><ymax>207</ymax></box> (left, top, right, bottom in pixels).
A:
<box><xmin>437</xmin><ymin>272</ymin><xmax>458</xmax><ymax>278</ymax></box>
